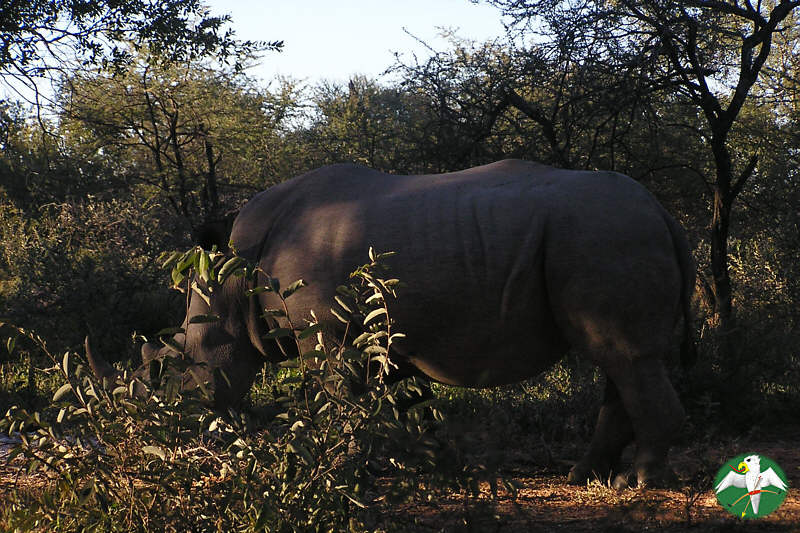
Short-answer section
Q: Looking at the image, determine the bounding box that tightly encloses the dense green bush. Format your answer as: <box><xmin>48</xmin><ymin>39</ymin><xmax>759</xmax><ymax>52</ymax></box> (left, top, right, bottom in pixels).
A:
<box><xmin>0</xmin><ymin>196</ymin><xmax>188</xmax><ymax>409</ymax></box>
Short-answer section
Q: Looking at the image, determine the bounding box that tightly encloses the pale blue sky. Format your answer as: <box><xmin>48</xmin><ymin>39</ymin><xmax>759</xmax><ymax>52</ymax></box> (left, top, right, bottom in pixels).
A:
<box><xmin>205</xmin><ymin>0</ymin><xmax>508</xmax><ymax>84</ymax></box>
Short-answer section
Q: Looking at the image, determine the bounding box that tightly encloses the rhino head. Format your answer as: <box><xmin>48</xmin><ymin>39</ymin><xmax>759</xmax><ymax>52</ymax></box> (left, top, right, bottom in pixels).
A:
<box><xmin>86</xmin><ymin>272</ymin><xmax>272</xmax><ymax>408</ymax></box>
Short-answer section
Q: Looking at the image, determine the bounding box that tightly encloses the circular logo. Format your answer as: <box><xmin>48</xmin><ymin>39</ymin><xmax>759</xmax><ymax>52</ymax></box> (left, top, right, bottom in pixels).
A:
<box><xmin>714</xmin><ymin>453</ymin><xmax>789</xmax><ymax>519</ymax></box>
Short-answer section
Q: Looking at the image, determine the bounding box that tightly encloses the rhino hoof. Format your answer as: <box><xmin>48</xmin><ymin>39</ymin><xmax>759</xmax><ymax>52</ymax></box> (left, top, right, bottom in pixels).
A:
<box><xmin>567</xmin><ymin>463</ymin><xmax>611</xmax><ymax>485</ymax></box>
<box><xmin>566</xmin><ymin>465</ymin><xmax>589</xmax><ymax>485</ymax></box>
<box><xmin>611</xmin><ymin>467</ymin><xmax>680</xmax><ymax>490</ymax></box>
<box><xmin>636</xmin><ymin>467</ymin><xmax>681</xmax><ymax>490</ymax></box>
<box><xmin>612</xmin><ymin>471</ymin><xmax>634</xmax><ymax>490</ymax></box>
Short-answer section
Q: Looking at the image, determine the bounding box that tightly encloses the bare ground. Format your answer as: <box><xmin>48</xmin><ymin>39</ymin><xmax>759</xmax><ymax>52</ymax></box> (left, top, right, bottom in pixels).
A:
<box><xmin>373</xmin><ymin>435</ymin><xmax>800</xmax><ymax>532</ymax></box>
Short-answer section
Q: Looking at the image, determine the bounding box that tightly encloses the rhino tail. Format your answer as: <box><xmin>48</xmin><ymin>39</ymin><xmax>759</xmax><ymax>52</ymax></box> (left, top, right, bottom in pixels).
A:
<box><xmin>663</xmin><ymin>215</ymin><xmax>698</xmax><ymax>368</ymax></box>
<box><xmin>84</xmin><ymin>336</ymin><xmax>118</xmax><ymax>380</ymax></box>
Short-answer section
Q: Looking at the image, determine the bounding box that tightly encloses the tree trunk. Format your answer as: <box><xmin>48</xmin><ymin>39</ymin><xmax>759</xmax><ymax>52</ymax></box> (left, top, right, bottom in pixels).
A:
<box><xmin>709</xmin><ymin>135</ymin><xmax>737</xmax><ymax>360</ymax></box>
<box><xmin>203</xmin><ymin>136</ymin><xmax>219</xmax><ymax>215</ymax></box>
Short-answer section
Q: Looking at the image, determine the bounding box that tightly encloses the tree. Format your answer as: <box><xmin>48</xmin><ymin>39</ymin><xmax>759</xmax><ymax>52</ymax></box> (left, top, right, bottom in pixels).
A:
<box><xmin>485</xmin><ymin>0</ymin><xmax>800</xmax><ymax>355</ymax></box>
<box><xmin>393</xmin><ymin>37</ymin><xmax>529</xmax><ymax>171</ymax></box>
<box><xmin>306</xmin><ymin>76</ymin><xmax>436</xmax><ymax>174</ymax></box>
<box><xmin>60</xmin><ymin>53</ymin><xmax>297</xmax><ymax>232</ymax></box>
<box><xmin>0</xmin><ymin>0</ymin><xmax>281</xmax><ymax>108</ymax></box>
<box><xmin>393</xmin><ymin>33</ymin><xmax>707</xmax><ymax>183</ymax></box>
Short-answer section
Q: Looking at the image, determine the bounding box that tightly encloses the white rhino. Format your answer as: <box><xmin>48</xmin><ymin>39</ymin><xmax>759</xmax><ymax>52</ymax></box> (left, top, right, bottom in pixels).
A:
<box><xmin>89</xmin><ymin>160</ymin><xmax>695</xmax><ymax>488</ymax></box>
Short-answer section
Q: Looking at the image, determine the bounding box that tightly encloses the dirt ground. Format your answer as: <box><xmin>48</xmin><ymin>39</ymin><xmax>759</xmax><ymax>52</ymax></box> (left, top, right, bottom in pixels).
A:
<box><xmin>375</xmin><ymin>436</ymin><xmax>800</xmax><ymax>532</ymax></box>
<box><xmin>2</xmin><ymin>434</ymin><xmax>799</xmax><ymax>532</ymax></box>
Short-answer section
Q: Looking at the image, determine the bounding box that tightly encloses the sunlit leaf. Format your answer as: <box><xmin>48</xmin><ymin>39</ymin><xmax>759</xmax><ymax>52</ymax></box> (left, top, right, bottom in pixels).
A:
<box><xmin>52</xmin><ymin>383</ymin><xmax>73</xmax><ymax>402</ymax></box>
<box><xmin>160</xmin><ymin>250</ymin><xmax>181</xmax><ymax>270</ymax></box>
<box><xmin>333</xmin><ymin>295</ymin><xmax>353</xmax><ymax>313</ymax></box>
<box><xmin>198</xmin><ymin>250</ymin><xmax>210</xmax><ymax>281</ymax></box>
<box><xmin>281</xmin><ymin>279</ymin><xmax>306</xmax><ymax>299</ymax></box>
<box><xmin>363</xmin><ymin>308</ymin><xmax>387</xmax><ymax>325</ymax></box>
<box><xmin>330</xmin><ymin>307</ymin><xmax>350</xmax><ymax>324</ymax></box>
<box><xmin>219</xmin><ymin>256</ymin><xmax>246</xmax><ymax>284</ymax></box>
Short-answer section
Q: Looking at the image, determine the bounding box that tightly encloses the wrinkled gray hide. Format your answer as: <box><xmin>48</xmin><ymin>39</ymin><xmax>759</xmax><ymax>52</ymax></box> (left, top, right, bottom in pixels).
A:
<box><xmin>132</xmin><ymin>160</ymin><xmax>694</xmax><ymax>487</ymax></box>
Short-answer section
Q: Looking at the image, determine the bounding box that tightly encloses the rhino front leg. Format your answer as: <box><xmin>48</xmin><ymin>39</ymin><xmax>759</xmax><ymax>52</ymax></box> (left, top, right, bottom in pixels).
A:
<box><xmin>567</xmin><ymin>377</ymin><xmax>634</xmax><ymax>485</ymax></box>
<box><xmin>607</xmin><ymin>356</ymin><xmax>685</xmax><ymax>488</ymax></box>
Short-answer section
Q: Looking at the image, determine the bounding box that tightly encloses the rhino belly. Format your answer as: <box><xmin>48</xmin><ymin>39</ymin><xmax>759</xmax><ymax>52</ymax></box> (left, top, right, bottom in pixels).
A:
<box><xmin>389</xmin><ymin>290</ymin><xmax>569</xmax><ymax>388</ymax></box>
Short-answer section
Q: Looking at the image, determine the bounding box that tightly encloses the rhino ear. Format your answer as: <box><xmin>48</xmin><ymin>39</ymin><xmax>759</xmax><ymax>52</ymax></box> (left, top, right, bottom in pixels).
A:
<box><xmin>84</xmin><ymin>336</ymin><xmax>117</xmax><ymax>379</ymax></box>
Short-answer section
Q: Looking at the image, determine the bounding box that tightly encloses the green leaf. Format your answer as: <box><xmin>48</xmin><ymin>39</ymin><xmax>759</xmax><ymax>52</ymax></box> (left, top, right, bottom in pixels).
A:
<box><xmin>62</xmin><ymin>351</ymin><xmax>70</xmax><ymax>374</ymax></box>
<box><xmin>159</xmin><ymin>251</ymin><xmax>181</xmax><ymax>270</ymax></box>
<box><xmin>142</xmin><ymin>445</ymin><xmax>166</xmax><ymax>461</ymax></box>
<box><xmin>246</xmin><ymin>286</ymin><xmax>272</xmax><ymax>296</ymax></box>
<box><xmin>287</xmin><ymin>441</ymin><xmax>314</xmax><ymax>465</ymax></box>
<box><xmin>330</xmin><ymin>307</ymin><xmax>351</xmax><ymax>324</ymax></box>
<box><xmin>171</xmin><ymin>269</ymin><xmax>186</xmax><ymax>288</ymax></box>
<box><xmin>281</xmin><ymin>279</ymin><xmax>306</xmax><ymax>299</ymax></box>
<box><xmin>52</xmin><ymin>383</ymin><xmax>73</xmax><ymax>402</ymax></box>
<box><xmin>297</xmin><ymin>323</ymin><xmax>322</xmax><ymax>340</ymax></box>
<box><xmin>365</xmin><ymin>292</ymin><xmax>384</xmax><ymax>304</ymax></box>
<box><xmin>188</xmin><ymin>314</ymin><xmax>221</xmax><ymax>324</ymax></box>
<box><xmin>262</xmin><ymin>308</ymin><xmax>286</xmax><ymax>318</ymax></box>
<box><xmin>268</xmin><ymin>277</ymin><xmax>280</xmax><ymax>294</ymax></box>
<box><xmin>198</xmin><ymin>251</ymin><xmax>210</xmax><ymax>281</ymax></box>
<box><xmin>353</xmin><ymin>332</ymin><xmax>371</xmax><ymax>346</ymax></box>
<box><xmin>301</xmin><ymin>349</ymin><xmax>326</xmax><ymax>361</ymax></box>
<box><xmin>363</xmin><ymin>345</ymin><xmax>387</xmax><ymax>355</ymax></box>
<box><xmin>218</xmin><ymin>256</ymin><xmax>246</xmax><ymax>284</ymax></box>
<box><xmin>162</xmin><ymin>337</ymin><xmax>184</xmax><ymax>354</ymax></box>
<box><xmin>363</xmin><ymin>308</ymin><xmax>387</xmax><ymax>325</ymax></box>
<box><xmin>157</xmin><ymin>326</ymin><xmax>185</xmax><ymax>337</ymax></box>
<box><xmin>263</xmin><ymin>328</ymin><xmax>292</xmax><ymax>339</ymax></box>
<box><xmin>177</xmin><ymin>250</ymin><xmax>195</xmax><ymax>272</ymax></box>
<box><xmin>375</xmin><ymin>250</ymin><xmax>396</xmax><ymax>260</ymax></box>
<box><xmin>334</xmin><ymin>295</ymin><xmax>353</xmax><ymax>313</ymax></box>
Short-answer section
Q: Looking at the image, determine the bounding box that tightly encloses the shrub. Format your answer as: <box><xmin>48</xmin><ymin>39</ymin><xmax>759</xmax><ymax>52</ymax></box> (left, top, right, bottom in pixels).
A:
<box><xmin>0</xmin><ymin>249</ymin><xmax>505</xmax><ymax>532</ymax></box>
<box><xmin>0</xmin><ymin>197</ymin><xmax>185</xmax><ymax>410</ymax></box>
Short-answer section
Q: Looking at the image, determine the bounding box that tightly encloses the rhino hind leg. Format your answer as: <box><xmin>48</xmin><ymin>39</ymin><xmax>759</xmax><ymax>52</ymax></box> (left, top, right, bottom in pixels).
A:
<box><xmin>605</xmin><ymin>356</ymin><xmax>685</xmax><ymax>488</ymax></box>
<box><xmin>567</xmin><ymin>377</ymin><xmax>634</xmax><ymax>485</ymax></box>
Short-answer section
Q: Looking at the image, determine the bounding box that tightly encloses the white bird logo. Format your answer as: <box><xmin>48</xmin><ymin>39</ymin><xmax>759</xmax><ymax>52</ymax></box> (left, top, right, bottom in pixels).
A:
<box><xmin>715</xmin><ymin>454</ymin><xmax>788</xmax><ymax>517</ymax></box>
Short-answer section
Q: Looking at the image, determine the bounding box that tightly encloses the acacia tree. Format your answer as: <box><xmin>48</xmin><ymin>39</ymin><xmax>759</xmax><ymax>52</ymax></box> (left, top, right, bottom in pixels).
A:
<box><xmin>60</xmin><ymin>54</ymin><xmax>296</xmax><ymax>231</ymax></box>
<box><xmin>484</xmin><ymin>0</ymin><xmax>800</xmax><ymax>355</ymax></box>
<box><xmin>306</xmin><ymin>76</ymin><xmax>437</xmax><ymax>174</ymax></box>
<box><xmin>392</xmin><ymin>34</ymin><xmax>706</xmax><ymax>186</ymax></box>
<box><xmin>0</xmin><ymin>0</ymin><xmax>280</xmax><ymax>109</ymax></box>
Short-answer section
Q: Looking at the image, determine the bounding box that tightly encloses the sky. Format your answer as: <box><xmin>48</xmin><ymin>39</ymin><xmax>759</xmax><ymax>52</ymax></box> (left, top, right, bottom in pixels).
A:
<box><xmin>204</xmin><ymin>0</ymin><xmax>508</xmax><ymax>85</ymax></box>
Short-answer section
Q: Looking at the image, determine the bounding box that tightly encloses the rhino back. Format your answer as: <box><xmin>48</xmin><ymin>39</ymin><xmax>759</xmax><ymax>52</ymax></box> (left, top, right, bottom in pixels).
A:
<box><xmin>230</xmin><ymin>160</ymin><xmax>680</xmax><ymax>387</ymax></box>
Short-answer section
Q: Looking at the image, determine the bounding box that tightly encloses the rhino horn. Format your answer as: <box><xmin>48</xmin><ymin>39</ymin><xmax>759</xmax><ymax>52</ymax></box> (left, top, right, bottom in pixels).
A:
<box><xmin>84</xmin><ymin>336</ymin><xmax>117</xmax><ymax>379</ymax></box>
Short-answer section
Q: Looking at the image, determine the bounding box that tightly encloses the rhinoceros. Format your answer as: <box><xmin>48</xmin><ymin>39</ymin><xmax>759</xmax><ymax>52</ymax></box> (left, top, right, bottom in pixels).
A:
<box><xmin>87</xmin><ymin>159</ymin><xmax>695</xmax><ymax>488</ymax></box>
